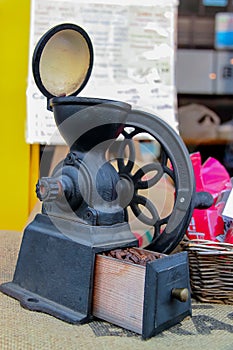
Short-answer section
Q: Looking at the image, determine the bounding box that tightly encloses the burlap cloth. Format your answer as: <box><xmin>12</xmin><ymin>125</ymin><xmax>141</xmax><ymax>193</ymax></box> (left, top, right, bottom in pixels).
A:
<box><xmin>1</xmin><ymin>230</ymin><xmax>233</xmax><ymax>350</ymax></box>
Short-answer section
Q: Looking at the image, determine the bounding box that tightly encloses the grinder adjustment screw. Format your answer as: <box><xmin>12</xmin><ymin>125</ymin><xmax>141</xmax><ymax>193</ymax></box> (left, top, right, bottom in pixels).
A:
<box><xmin>36</xmin><ymin>177</ymin><xmax>62</xmax><ymax>202</ymax></box>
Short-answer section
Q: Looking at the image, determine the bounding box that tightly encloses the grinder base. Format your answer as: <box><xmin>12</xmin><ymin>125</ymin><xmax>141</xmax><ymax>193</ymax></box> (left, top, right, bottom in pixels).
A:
<box><xmin>0</xmin><ymin>213</ymin><xmax>137</xmax><ymax>323</ymax></box>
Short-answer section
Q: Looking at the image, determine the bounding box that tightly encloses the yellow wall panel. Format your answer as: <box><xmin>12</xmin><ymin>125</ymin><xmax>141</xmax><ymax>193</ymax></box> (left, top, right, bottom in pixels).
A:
<box><xmin>0</xmin><ymin>0</ymin><xmax>34</xmax><ymax>231</ymax></box>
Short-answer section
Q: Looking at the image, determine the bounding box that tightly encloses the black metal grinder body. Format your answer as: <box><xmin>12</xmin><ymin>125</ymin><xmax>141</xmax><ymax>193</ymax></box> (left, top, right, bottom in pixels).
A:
<box><xmin>0</xmin><ymin>23</ymin><xmax>207</xmax><ymax>338</ymax></box>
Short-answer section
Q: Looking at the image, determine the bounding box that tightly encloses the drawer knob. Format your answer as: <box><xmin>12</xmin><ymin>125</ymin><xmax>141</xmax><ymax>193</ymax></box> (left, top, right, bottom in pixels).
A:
<box><xmin>171</xmin><ymin>288</ymin><xmax>189</xmax><ymax>302</ymax></box>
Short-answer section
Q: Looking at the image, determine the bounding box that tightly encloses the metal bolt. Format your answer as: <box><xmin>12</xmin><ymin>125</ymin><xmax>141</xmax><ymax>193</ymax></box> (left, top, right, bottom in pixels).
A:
<box><xmin>85</xmin><ymin>211</ymin><xmax>92</xmax><ymax>219</ymax></box>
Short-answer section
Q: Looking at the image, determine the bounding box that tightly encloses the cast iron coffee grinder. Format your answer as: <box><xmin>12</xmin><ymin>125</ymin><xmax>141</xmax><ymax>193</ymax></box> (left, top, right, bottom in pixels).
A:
<box><xmin>0</xmin><ymin>23</ymin><xmax>213</xmax><ymax>338</ymax></box>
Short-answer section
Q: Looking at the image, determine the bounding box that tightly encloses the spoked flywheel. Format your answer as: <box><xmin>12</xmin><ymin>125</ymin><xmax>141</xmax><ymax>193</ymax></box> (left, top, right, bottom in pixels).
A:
<box><xmin>108</xmin><ymin>110</ymin><xmax>196</xmax><ymax>254</ymax></box>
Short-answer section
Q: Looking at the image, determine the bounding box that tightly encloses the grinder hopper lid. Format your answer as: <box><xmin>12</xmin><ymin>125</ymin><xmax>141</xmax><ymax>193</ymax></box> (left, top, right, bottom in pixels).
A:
<box><xmin>32</xmin><ymin>23</ymin><xmax>94</xmax><ymax>99</ymax></box>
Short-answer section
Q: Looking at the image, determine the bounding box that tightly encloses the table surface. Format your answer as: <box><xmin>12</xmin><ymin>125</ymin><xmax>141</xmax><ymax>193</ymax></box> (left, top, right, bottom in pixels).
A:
<box><xmin>1</xmin><ymin>230</ymin><xmax>233</xmax><ymax>350</ymax></box>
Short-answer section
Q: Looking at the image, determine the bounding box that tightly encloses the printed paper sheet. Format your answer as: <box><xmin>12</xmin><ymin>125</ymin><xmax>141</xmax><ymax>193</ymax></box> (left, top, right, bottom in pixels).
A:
<box><xmin>26</xmin><ymin>0</ymin><xmax>178</xmax><ymax>144</ymax></box>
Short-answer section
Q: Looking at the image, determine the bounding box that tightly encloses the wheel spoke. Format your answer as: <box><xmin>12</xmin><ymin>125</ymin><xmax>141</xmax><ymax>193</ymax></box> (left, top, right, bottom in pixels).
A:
<box><xmin>150</xmin><ymin>215</ymin><xmax>170</xmax><ymax>241</ymax></box>
<box><xmin>117</xmin><ymin>139</ymin><xmax>135</xmax><ymax>174</ymax></box>
<box><xmin>160</xmin><ymin>149</ymin><xmax>175</xmax><ymax>180</ymax></box>
<box><xmin>130</xmin><ymin>195</ymin><xmax>160</xmax><ymax>226</ymax></box>
<box><xmin>121</xmin><ymin>127</ymin><xmax>140</xmax><ymax>139</ymax></box>
<box><xmin>133</xmin><ymin>162</ymin><xmax>163</xmax><ymax>189</ymax></box>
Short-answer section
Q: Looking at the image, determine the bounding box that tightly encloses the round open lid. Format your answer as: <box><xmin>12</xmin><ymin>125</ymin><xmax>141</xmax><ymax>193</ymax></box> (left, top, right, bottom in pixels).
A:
<box><xmin>32</xmin><ymin>23</ymin><xmax>94</xmax><ymax>99</ymax></box>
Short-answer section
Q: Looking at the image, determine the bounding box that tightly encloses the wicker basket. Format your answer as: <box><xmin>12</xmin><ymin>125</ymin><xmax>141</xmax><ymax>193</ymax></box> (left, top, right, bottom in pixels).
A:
<box><xmin>182</xmin><ymin>239</ymin><xmax>233</xmax><ymax>304</ymax></box>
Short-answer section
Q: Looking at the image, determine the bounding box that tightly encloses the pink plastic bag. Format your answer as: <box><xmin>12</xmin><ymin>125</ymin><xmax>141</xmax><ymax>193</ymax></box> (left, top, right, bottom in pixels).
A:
<box><xmin>187</xmin><ymin>152</ymin><xmax>232</xmax><ymax>241</ymax></box>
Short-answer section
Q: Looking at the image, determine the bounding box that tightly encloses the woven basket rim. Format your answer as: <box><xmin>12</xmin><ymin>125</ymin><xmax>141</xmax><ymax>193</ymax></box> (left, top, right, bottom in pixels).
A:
<box><xmin>182</xmin><ymin>239</ymin><xmax>233</xmax><ymax>255</ymax></box>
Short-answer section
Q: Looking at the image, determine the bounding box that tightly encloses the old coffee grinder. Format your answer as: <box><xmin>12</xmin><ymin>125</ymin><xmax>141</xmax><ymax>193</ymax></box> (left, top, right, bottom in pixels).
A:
<box><xmin>0</xmin><ymin>23</ymin><xmax>211</xmax><ymax>339</ymax></box>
